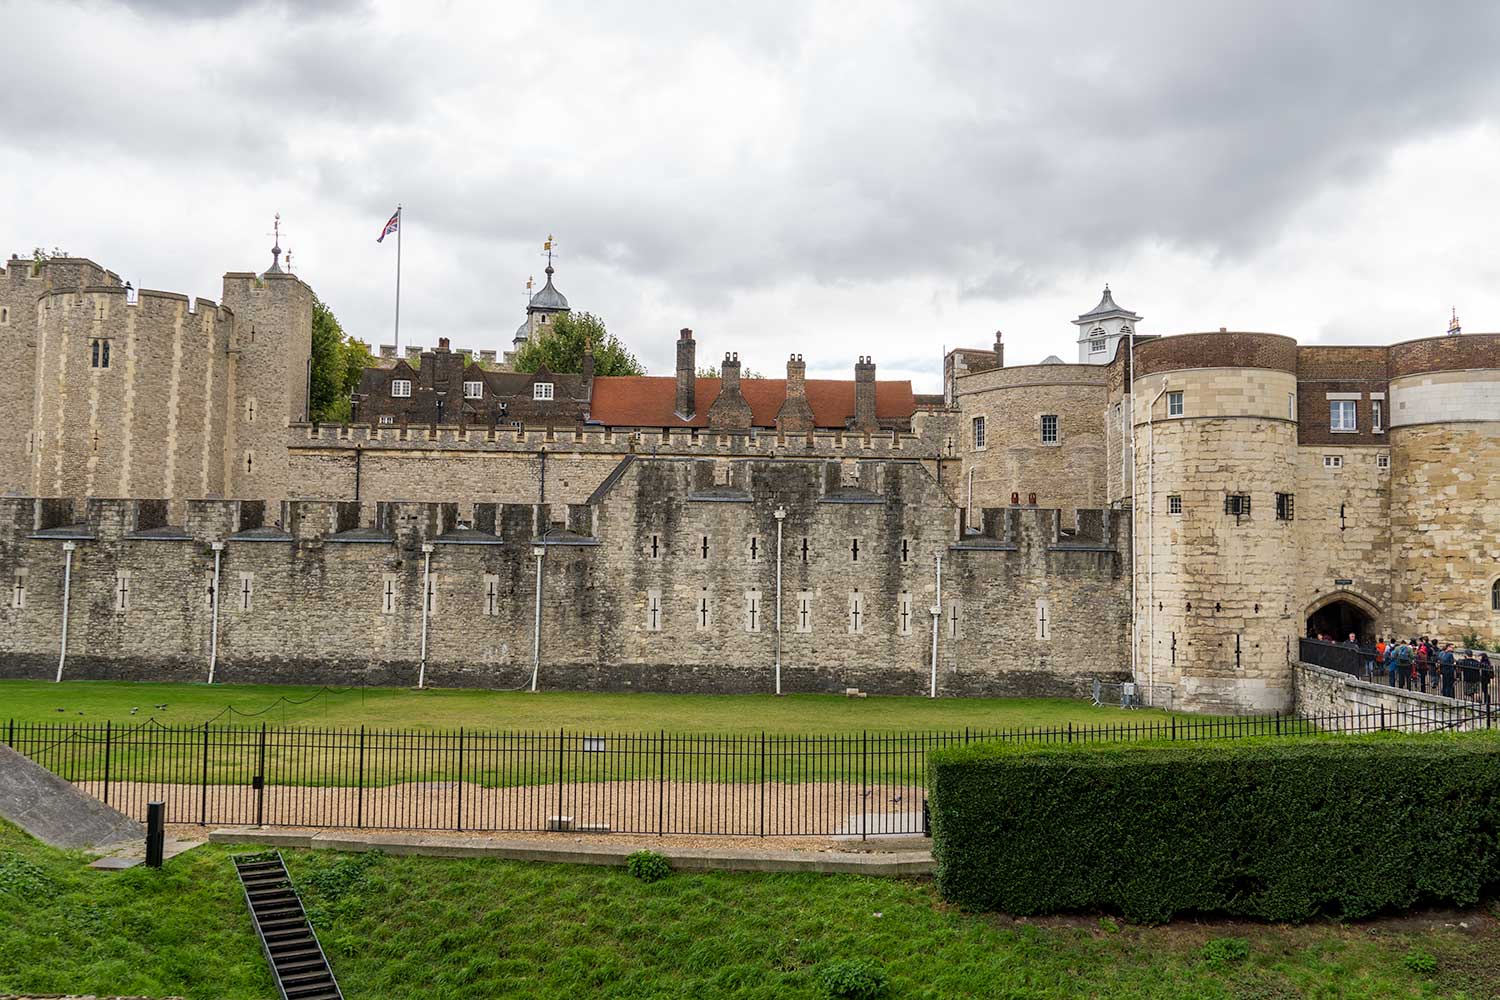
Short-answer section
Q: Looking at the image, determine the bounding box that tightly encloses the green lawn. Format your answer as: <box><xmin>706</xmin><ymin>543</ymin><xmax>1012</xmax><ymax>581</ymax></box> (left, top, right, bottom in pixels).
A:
<box><xmin>0</xmin><ymin>680</ymin><xmax>1194</xmax><ymax>734</ymax></box>
<box><xmin>0</xmin><ymin>822</ymin><xmax>1494</xmax><ymax>999</ymax></box>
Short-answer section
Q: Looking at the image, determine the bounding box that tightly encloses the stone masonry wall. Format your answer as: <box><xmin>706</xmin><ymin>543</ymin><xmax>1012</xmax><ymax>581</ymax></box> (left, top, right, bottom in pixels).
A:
<box><xmin>1293</xmin><ymin>446</ymin><xmax>1390</xmax><ymax>635</ymax></box>
<box><xmin>1293</xmin><ymin>661</ymin><xmax>1484</xmax><ymax>731</ymax></box>
<box><xmin>0</xmin><ymin>464</ymin><xmax>1132</xmax><ymax>696</ymax></box>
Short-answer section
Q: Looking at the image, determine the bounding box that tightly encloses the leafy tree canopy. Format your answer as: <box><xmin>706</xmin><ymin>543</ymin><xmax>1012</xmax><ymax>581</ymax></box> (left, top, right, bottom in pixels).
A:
<box><xmin>698</xmin><ymin>364</ymin><xmax>766</xmax><ymax>379</ymax></box>
<box><xmin>512</xmin><ymin>311</ymin><xmax>644</xmax><ymax>376</ymax></box>
<box><xmin>309</xmin><ymin>296</ymin><xmax>375</xmax><ymax>423</ymax></box>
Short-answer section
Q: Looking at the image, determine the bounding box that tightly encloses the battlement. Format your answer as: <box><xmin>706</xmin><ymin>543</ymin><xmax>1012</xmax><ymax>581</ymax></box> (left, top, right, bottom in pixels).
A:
<box><xmin>288</xmin><ymin>420</ymin><xmax>929</xmax><ymax>458</ymax></box>
<box><xmin>955</xmin><ymin>504</ymin><xmax>1128</xmax><ymax>555</ymax></box>
<box><xmin>36</xmin><ymin>284</ymin><xmax>234</xmax><ymax>323</ymax></box>
<box><xmin>2</xmin><ymin>255</ymin><xmax>122</xmax><ymax>288</ymax></box>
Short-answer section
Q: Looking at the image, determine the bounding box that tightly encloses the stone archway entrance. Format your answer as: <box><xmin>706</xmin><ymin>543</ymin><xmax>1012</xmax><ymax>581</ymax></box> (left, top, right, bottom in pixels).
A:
<box><xmin>1305</xmin><ymin>594</ymin><xmax>1378</xmax><ymax>644</ymax></box>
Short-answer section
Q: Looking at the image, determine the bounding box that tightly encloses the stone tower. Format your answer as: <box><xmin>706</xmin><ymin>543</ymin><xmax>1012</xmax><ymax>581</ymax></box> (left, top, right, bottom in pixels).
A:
<box><xmin>1073</xmin><ymin>286</ymin><xmax>1141</xmax><ymax>365</ymax></box>
<box><xmin>221</xmin><ymin>239</ymin><xmax>315</xmax><ymax>507</ymax></box>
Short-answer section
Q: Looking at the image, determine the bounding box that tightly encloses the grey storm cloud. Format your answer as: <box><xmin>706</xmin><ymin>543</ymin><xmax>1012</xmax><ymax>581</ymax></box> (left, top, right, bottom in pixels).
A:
<box><xmin>3</xmin><ymin>0</ymin><xmax>1500</xmax><ymax>373</ymax></box>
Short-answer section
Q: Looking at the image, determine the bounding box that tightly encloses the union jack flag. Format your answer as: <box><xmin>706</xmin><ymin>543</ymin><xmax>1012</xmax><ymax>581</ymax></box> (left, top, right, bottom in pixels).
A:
<box><xmin>377</xmin><ymin>209</ymin><xmax>400</xmax><ymax>243</ymax></box>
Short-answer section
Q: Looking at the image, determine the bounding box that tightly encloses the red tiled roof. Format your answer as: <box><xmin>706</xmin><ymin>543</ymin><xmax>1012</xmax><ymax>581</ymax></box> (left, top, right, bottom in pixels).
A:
<box><xmin>589</xmin><ymin>376</ymin><xmax>916</xmax><ymax>428</ymax></box>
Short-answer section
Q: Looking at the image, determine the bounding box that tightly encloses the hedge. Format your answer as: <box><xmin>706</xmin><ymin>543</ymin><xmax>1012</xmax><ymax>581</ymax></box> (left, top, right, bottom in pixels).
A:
<box><xmin>929</xmin><ymin>733</ymin><xmax>1500</xmax><ymax>924</ymax></box>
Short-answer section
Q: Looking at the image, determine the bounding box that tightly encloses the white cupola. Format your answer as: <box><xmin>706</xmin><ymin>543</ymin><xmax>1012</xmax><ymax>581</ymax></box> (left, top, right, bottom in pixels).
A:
<box><xmin>1072</xmin><ymin>285</ymin><xmax>1141</xmax><ymax>365</ymax></box>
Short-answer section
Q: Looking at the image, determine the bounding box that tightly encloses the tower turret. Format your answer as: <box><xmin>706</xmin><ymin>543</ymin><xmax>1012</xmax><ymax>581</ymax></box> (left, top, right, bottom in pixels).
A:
<box><xmin>1073</xmin><ymin>285</ymin><xmax>1141</xmax><ymax>365</ymax></box>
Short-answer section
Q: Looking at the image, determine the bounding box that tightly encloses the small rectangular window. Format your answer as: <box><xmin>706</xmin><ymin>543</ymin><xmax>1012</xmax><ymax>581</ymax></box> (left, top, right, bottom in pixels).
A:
<box><xmin>91</xmin><ymin>339</ymin><xmax>111</xmax><ymax>369</ymax></box>
<box><xmin>1276</xmin><ymin>492</ymin><xmax>1295</xmax><ymax>521</ymax></box>
<box><xmin>1040</xmin><ymin>414</ymin><xmax>1059</xmax><ymax>444</ymax></box>
<box><xmin>533</xmin><ymin>382</ymin><xmax>554</xmax><ymax>401</ymax></box>
<box><xmin>1330</xmin><ymin>399</ymin><xmax>1357</xmax><ymax>432</ymax></box>
<box><xmin>378</xmin><ymin>414</ymin><xmax>395</xmax><ymax>425</ymax></box>
<box><xmin>972</xmin><ymin>415</ymin><xmax>986</xmax><ymax>450</ymax></box>
<box><xmin>1377</xmin><ymin>453</ymin><xmax>1390</xmax><ymax>470</ymax></box>
<box><xmin>1168</xmin><ymin>495</ymin><xmax>1182</xmax><ymax>515</ymax></box>
<box><xmin>1288</xmin><ymin>393</ymin><xmax>1296</xmax><ymax>420</ymax></box>
<box><xmin>1372</xmin><ymin>399</ymin><xmax>1383</xmax><ymax>433</ymax></box>
<box><xmin>391</xmin><ymin>379</ymin><xmax>411</xmax><ymax>398</ymax></box>
<box><xmin>1089</xmin><ymin>338</ymin><xmax>1106</xmax><ymax>354</ymax></box>
<box><xmin>1167</xmin><ymin>391</ymin><xmax>1184</xmax><ymax>417</ymax></box>
<box><xmin>463</xmin><ymin>380</ymin><xmax>483</xmax><ymax>399</ymax></box>
<box><xmin>1323</xmin><ymin>455</ymin><xmax>1343</xmax><ymax>469</ymax></box>
<box><xmin>1224</xmin><ymin>493</ymin><xmax>1251</xmax><ymax>518</ymax></box>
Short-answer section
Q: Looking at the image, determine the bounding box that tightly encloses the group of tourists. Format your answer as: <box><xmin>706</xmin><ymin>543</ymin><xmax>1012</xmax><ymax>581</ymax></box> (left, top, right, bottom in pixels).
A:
<box><xmin>1333</xmin><ymin>633</ymin><xmax>1496</xmax><ymax>703</ymax></box>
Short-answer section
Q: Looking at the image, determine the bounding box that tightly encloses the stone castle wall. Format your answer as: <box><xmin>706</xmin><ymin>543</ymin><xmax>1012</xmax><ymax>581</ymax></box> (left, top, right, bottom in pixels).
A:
<box><xmin>0</xmin><ymin>460</ymin><xmax>1132</xmax><ymax>695</ymax></box>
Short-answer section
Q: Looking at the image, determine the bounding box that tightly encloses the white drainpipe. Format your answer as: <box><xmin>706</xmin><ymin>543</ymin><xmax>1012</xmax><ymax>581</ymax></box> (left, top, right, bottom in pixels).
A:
<box><xmin>417</xmin><ymin>543</ymin><xmax>434</xmax><ymax>689</ymax></box>
<box><xmin>774</xmin><ymin>506</ymin><xmax>786</xmax><ymax>696</ymax></box>
<box><xmin>55</xmin><ymin>541</ymin><xmax>75</xmax><ymax>683</ymax></box>
<box><xmin>207</xmin><ymin>541</ymin><xmax>224</xmax><ymax>684</ymax></box>
<box><xmin>530</xmin><ymin>543</ymin><xmax>545</xmax><ymax>692</ymax></box>
<box><xmin>929</xmin><ymin>552</ymin><xmax>943</xmax><ymax>698</ymax></box>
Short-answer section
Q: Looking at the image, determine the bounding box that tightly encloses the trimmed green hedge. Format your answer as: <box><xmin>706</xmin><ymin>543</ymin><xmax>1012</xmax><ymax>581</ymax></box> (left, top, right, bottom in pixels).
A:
<box><xmin>929</xmin><ymin>733</ymin><xmax>1500</xmax><ymax>923</ymax></box>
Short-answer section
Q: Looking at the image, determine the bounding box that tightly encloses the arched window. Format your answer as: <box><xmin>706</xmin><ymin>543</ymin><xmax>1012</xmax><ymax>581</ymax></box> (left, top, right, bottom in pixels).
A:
<box><xmin>1492</xmin><ymin>578</ymin><xmax>1500</xmax><ymax>612</ymax></box>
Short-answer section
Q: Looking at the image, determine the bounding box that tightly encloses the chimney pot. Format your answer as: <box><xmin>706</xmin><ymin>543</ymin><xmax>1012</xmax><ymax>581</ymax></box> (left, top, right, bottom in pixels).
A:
<box><xmin>680</xmin><ymin>327</ymin><xmax>693</xmax><ymax>339</ymax></box>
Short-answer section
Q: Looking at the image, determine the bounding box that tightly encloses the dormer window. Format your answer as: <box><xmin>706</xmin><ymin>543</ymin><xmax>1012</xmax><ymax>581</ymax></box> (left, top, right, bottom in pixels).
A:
<box><xmin>391</xmin><ymin>379</ymin><xmax>411</xmax><ymax>398</ymax></box>
<box><xmin>533</xmin><ymin>382</ymin><xmax>554</xmax><ymax>401</ymax></box>
<box><xmin>463</xmin><ymin>380</ymin><xmax>483</xmax><ymax>399</ymax></box>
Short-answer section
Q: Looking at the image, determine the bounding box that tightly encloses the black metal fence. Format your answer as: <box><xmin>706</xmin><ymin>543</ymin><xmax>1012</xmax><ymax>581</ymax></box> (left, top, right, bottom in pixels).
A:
<box><xmin>1301</xmin><ymin>638</ymin><xmax>1497</xmax><ymax>704</ymax></box>
<box><xmin>7</xmin><ymin>706</ymin><xmax>1494</xmax><ymax>839</ymax></box>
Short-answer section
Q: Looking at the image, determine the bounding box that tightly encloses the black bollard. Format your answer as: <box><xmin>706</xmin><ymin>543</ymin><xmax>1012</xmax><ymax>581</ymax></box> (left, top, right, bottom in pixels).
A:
<box><xmin>145</xmin><ymin>801</ymin><xmax>165</xmax><ymax>869</ymax></box>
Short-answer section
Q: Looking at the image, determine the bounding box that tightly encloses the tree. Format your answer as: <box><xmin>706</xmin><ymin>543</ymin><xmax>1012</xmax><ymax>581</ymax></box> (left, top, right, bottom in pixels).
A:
<box><xmin>309</xmin><ymin>297</ymin><xmax>374</xmax><ymax>423</ymax></box>
<box><xmin>698</xmin><ymin>364</ymin><xmax>766</xmax><ymax>379</ymax></box>
<box><xmin>512</xmin><ymin>311</ymin><xmax>645</xmax><ymax>376</ymax></box>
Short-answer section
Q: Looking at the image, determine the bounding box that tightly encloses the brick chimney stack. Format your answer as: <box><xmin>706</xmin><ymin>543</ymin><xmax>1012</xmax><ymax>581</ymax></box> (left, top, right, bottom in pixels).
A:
<box><xmin>707</xmin><ymin>351</ymin><xmax>753</xmax><ymax>430</ymax></box>
<box><xmin>675</xmin><ymin>328</ymin><xmax>696</xmax><ymax>419</ymax></box>
<box><xmin>776</xmin><ymin>353</ymin><xmax>814</xmax><ymax>432</ymax></box>
<box><xmin>851</xmin><ymin>355</ymin><xmax>878</xmax><ymax>432</ymax></box>
<box><xmin>993</xmin><ymin>331</ymin><xmax>1004</xmax><ymax>368</ymax></box>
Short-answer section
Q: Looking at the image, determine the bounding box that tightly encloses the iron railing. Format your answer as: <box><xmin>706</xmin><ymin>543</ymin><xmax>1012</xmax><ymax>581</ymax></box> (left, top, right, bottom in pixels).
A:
<box><xmin>1301</xmin><ymin>638</ymin><xmax>1498</xmax><ymax>703</ymax></box>
<box><xmin>7</xmin><ymin>706</ymin><xmax>1493</xmax><ymax>838</ymax></box>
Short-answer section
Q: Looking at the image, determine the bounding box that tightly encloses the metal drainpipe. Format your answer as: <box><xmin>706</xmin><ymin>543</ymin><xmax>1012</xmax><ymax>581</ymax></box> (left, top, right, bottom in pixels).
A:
<box><xmin>929</xmin><ymin>552</ymin><xmax>943</xmax><ymax>698</ymax></box>
<box><xmin>966</xmin><ymin>468</ymin><xmax>974</xmax><ymax>527</ymax></box>
<box><xmin>530</xmin><ymin>543</ymin><xmax>545</xmax><ymax>692</ymax></box>
<box><xmin>417</xmin><ymin>543</ymin><xmax>434</xmax><ymax>689</ymax></box>
<box><xmin>1128</xmin><ymin>328</ymin><xmax>1137</xmax><ymax>694</ymax></box>
<box><xmin>55</xmin><ymin>541</ymin><xmax>75</xmax><ymax>683</ymax></box>
<box><xmin>207</xmin><ymin>542</ymin><xmax>224</xmax><ymax>684</ymax></box>
<box><xmin>1146</xmin><ymin>378</ymin><xmax>1169</xmax><ymax>707</ymax></box>
<box><xmin>774</xmin><ymin>506</ymin><xmax>786</xmax><ymax>695</ymax></box>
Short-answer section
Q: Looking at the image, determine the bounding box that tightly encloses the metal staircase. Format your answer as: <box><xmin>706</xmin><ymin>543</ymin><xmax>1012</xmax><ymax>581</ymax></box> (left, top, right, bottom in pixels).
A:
<box><xmin>233</xmin><ymin>851</ymin><xmax>343</xmax><ymax>1000</ymax></box>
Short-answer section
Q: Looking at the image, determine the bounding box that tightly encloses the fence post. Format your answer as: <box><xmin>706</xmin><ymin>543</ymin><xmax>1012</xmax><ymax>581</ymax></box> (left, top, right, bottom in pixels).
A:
<box><xmin>256</xmin><ymin>722</ymin><xmax>266</xmax><ymax>828</ymax></box>
<box><xmin>861</xmin><ymin>730</ymin><xmax>868</xmax><ymax>843</ymax></box>
<box><xmin>1067</xmin><ymin>722</ymin><xmax>1073</xmax><ymax>744</ymax></box>
<box><xmin>759</xmin><ymin>731</ymin><xmax>766</xmax><ymax>839</ymax></box>
<box><xmin>7</xmin><ymin>718</ymin><xmax>12</xmax><ymax>749</ymax></box>
<box><xmin>657</xmin><ymin>729</ymin><xmax>665</xmax><ymax>836</ymax></box>
<box><xmin>456</xmin><ymin>727</ymin><xmax>464</xmax><ymax>833</ymax></box>
<box><xmin>199</xmin><ymin>721</ymin><xmax>209</xmax><ymax>826</ymax></box>
<box><xmin>103</xmin><ymin>720</ymin><xmax>112</xmax><ymax>805</ymax></box>
<box><xmin>357</xmin><ymin>725</ymin><xmax>366</xmax><ymax>829</ymax></box>
<box><xmin>1172</xmin><ymin>717</ymin><xmax>1177</xmax><ymax>741</ymax></box>
<box><xmin>556</xmin><ymin>728</ymin><xmax>564</xmax><ymax>828</ymax></box>
<box><xmin>964</xmin><ymin>726</ymin><xmax>970</xmax><ymax>746</ymax></box>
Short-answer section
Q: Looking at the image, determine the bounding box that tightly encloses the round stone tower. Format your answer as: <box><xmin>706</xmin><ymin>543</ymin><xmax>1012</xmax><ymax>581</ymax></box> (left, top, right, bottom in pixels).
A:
<box><xmin>1387</xmin><ymin>333</ymin><xmax>1500</xmax><ymax>641</ymax></box>
<box><xmin>1130</xmin><ymin>332</ymin><xmax>1301</xmax><ymax>713</ymax></box>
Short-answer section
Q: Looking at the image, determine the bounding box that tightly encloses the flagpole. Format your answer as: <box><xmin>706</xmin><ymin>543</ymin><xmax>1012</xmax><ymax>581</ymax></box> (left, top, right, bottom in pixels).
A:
<box><xmin>394</xmin><ymin>204</ymin><xmax>403</xmax><ymax>354</ymax></box>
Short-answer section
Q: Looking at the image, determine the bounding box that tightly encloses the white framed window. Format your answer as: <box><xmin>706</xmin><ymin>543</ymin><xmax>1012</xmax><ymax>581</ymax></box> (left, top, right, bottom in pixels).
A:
<box><xmin>1377</xmin><ymin>453</ymin><xmax>1390</xmax><ymax>471</ymax></box>
<box><xmin>1323</xmin><ymin>455</ymin><xmax>1343</xmax><ymax>469</ymax></box>
<box><xmin>378</xmin><ymin>415</ymin><xmax>395</xmax><ymax>425</ymax></box>
<box><xmin>115</xmin><ymin>570</ymin><xmax>131</xmax><ymax>611</ymax></box>
<box><xmin>1167</xmin><ymin>391</ymin><xmax>1184</xmax><ymax>417</ymax></box>
<box><xmin>1372</xmin><ymin>399</ymin><xmax>1383</xmax><ymax>433</ymax></box>
<box><xmin>972</xmin><ymin>415</ymin><xmax>986</xmax><ymax>450</ymax></box>
<box><xmin>1089</xmin><ymin>338</ymin><xmax>1106</xmax><ymax>354</ymax></box>
<box><xmin>237</xmin><ymin>572</ymin><xmax>254</xmax><ymax>612</ymax></box>
<box><xmin>1330</xmin><ymin>399</ymin><xmax>1357</xmax><ymax>432</ymax></box>
<box><xmin>1040</xmin><ymin>414</ymin><xmax>1059</xmax><ymax>444</ymax></box>
<box><xmin>391</xmin><ymin>379</ymin><xmax>412</xmax><ymax>398</ymax></box>
<box><xmin>11</xmin><ymin>567</ymin><xmax>27</xmax><ymax>609</ymax></box>
<box><xmin>1168</xmin><ymin>495</ymin><xmax>1182</xmax><ymax>515</ymax></box>
<box><xmin>463</xmin><ymin>380</ymin><xmax>483</xmax><ymax>399</ymax></box>
<box><xmin>533</xmin><ymin>382</ymin><xmax>554</xmax><ymax>401</ymax></box>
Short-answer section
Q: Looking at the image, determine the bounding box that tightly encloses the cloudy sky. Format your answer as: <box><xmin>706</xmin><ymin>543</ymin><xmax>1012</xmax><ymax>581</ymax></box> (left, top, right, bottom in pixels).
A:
<box><xmin>4</xmin><ymin>1</ymin><xmax>1499</xmax><ymax>390</ymax></box>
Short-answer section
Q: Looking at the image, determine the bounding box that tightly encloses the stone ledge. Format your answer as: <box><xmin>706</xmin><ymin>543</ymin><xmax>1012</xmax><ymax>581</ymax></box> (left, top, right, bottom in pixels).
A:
<box><xmin>208</xmin><ymin>827</ymin><xmax>935</xmax><ymax>876</ymax></box>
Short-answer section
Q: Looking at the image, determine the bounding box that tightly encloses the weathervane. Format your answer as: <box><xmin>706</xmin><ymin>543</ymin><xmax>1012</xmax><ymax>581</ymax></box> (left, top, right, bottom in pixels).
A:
<box><xmin>266</xmin><ymin>213</ymin><xmax>285</xmax><ymax>273</ymax></box>
<box><xmin>1448</xmin><ymin>307</ymin><xmax>1462</xmax><ymax>337</ymax></box>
